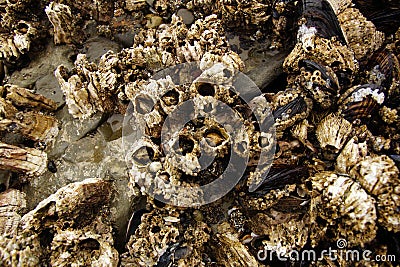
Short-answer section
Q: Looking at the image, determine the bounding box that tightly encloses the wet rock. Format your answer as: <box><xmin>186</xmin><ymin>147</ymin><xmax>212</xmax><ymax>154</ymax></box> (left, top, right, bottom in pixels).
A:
<box><xmin>82</xmin><ymin>36</ymin><xmax>122</xmax><ymax>63</ymax></box>
<box><xmin>56</xmin><ymin>106</ymin><xmax>105</xmax><ymax>142</ymax></box>
<box><xmin>145</xmin><ymin>14</ymin><xmax>163</xmax><ymax>28</ymax></box>
<box><xmin>245</xmin><ymin>48</ymin><xmax>290</xmax><ymax>90</ymax></box>
<box><xmin>98</xmin><ymin>114</ymin><xmax>124</xmax><ymax>141</ymax></box>
<box><xmin>114</xmin><ymin>31</ymin><xmax>135</xmax><ymax>48</ymax></box>
<box><xmin>8</xmin><ymin>43</ymin><xmax>75</xmax><ymax>108</ymax></box>
<box><xmin>177</xmin><ymin>8</ymin><xmax>194</xmax><ymax>25</ymax></box>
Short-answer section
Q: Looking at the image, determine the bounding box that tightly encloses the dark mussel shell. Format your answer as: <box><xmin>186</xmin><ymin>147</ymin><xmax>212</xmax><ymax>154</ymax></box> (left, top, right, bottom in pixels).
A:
<box><xmin>367</xmin><ymin>48</ymin><xmax>400</xmax><ymax>90</ymax></box>
<box><xmin>249</xmin><ymin>164</ymin><xmax>309</xmax><ymax>196</ymax></box>
<box><xmin>299</xmin><ymin>59</ymin><xmax>339</xmax><ymax>94</ymax></box>
<box><xmin>125</xmin><ymin>209</ymin><xmax>149</xmax><ymax>242</ymax></box>
<box><xmin>301</xmin><ymin>0</ymin><xmax>347</xmax><ymax>44</ymax></box>
<box><xmin>156</xmin><ymin>242</ymin><xmax>190</xmax><ymax>267</ymax></box>
<box><xmin>339</xmin><ymin>84</ymin><xmax>384</xmax><ymax>123</ymax></box>
<box><xmin>353</xmin><ymin>0</ymin><xmax>400</xmax><ymax>35</ymax></box>
<box><xmin>273</xmin><ymin>96</ymin><xmax>309</xmax><ymax>121</ymax></box>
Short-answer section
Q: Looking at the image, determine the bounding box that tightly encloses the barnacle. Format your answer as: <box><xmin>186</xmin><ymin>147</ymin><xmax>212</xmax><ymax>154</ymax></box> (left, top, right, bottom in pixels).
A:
<box><xmin>310</xmin><ymin>172</ymin><xmax>377</xmax><ymax>247</ymax></box>
<box><xmin>0</xmin><ymin>189</ymin><xmax>26</xmax><ymax>237</ymax></box>
<box><xmin>316</xmin><ymin>113</ymin><xmax>352</xmax><ymax>155</ymax></box>
<box><xmin>350</xmin><ymin>155</ymin><xmax>400</xmax><ymax>232</ymax></box>
<box><xmin>122</xmin><ymin>206</ymin><xmax>210</xmax><ymax>266</ymax></box>
<box><xmin>45</xmin><ymin>2</ymin><xmax>85</xmax><ymax>45</ymax></box>
<box><xmin>338</xmin><ymin>7</ymin><xmax>385</xmax><ymax>62</ymax></box>
<box><xmin>0</xmin><ymin>0</ymin><xmax>399</xmax><ymax>266</ymax></box>
<box><xmin>0</xmin><ymin>179</ymin><xmax>117</xmax><ymax>266</ymax></box>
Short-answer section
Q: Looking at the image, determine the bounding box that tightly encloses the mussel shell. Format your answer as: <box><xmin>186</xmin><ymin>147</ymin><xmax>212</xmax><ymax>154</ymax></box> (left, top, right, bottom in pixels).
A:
<box><xmin>368</xmin><ymin>49</ymin><xmax>397</xmax><ymax>87</ymax></box>
<box><xmin>341</xmin><ymin>96</ymin><xmax>379</xmax><ymax>122</ymax></box>
<box><xmin>249</xmin><ymin>164</ymin><xmax>308</xmax><ymax>196</ymax></box>
<box><xmin>299</xmin><ymin>59</ymin><xmax>339</xmax><ymax>93</ymax></box>
<box><xmin>353</xmin><ymin>0</ymin><xmax>400</xmax><ymax>35</ymax></box>
<box><xmin>125</xmin><ymin>209</ymin><xmax>149</xmax><ymax>242</ymax></box>
<box><xmin>339</xmin><ymin>84</ymin><xmax>384</xmax><ymax>122</ymax></box>
<box><xmin>273</xmin><ymin>96</ymin><xmax>309</xmax><ymax>120</ymax></box>
<box><xmin>301</xmin><ymin>0</ymin><xmax>347</xmax><ymax>44</ymax></box>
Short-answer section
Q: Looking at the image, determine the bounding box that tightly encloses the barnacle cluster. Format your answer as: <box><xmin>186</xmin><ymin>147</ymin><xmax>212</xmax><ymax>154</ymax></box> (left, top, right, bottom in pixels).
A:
<box><xmin>0</xmin><ymin>0</ymin><xmax>399</xmax><ymax>266</ymax></box>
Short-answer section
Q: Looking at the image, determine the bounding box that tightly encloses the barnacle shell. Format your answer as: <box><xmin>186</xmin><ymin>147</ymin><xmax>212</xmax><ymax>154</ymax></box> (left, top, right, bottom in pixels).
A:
<box><xmin>250</xmin><ymin>211</ymin><xmax>310</xmax><ymax>257</ymax></box>
<box><xmin>338</xmin><ymin>7</ymin><xmax>385</xmax><ymax>61</ymax></box>
<box><xmin>16</xmin><ymin>178</ymin><xmax>117</xmax><ymax>266</ymax></box>
<box><xmin>0</xmin><ymin>98</ymin><xmax>58</xmax><ymax>142</ymax></box>
<box><xmin>0</xmin><ymin>20</ymin><xmax>37</xmax><ymax>64</ymax></box>
<box><xmin>0</xmin><ymin>142</ymin><xmax>47</xmax><ymax>176</ymax></box>
<box><xmin>336</xmin><ymin>136</ymin><xmax>368</xmax><ymax>173</ymax></box>
<box><xmin>4</xmin><ymin>84</ymin><xmax>57</xmax><ymax>111</ymax></box>
<box><xmin>213</xmin><ymin>222</ymin><xmax>260</xmax><ymax>266</ymax></box>
<box><xmin>125</xmin><ymin>0</ymin><xmax>147</xmax><ymax>11</ymax></box>
<box><xmin>284</xmin><ymin>24</ymin><xmax>358</xmax><ymax>74</ymax></box>
<box><xmin>45</xmin><ymin>2</ymin><xmax>85</xmax><ymax>45</ymax></box>
<box><xmin>316</xmin><ymin>113</ymin><xmax>352</xmax><ymax>154</ymax></box>
<box><xmin>310</xmin><ymin>172</ymin><xmax>377</xmax><ymax>247</ymax></box>
<box><xmin>291</xmin><ymin>119</ymin><xmax>315</xmax><ymax>151</ymax></box>
<box><xmin>350</xmin><ymin>155</ymin><xmax>400</xmax><ymax>232</ymax></box>
<box><xmin>187</xmin><ymin>0</ymin><xmax>271</xmax><ymax>28</ymax></box>
<box><xmin>124</xmin><ymin>208</ymin><xmax>180</xmax><ymax>266</ymax></box>
<box><xmin>123</xmin><ymin>207</ymin><xmax>210</xmax><ymax>266</ymax></box>
<box><xmin>0</xmin><ymin>189</ymin><xmax>26</xmax><ymax>237</ymax></box>
<box><xmin>55</xmin><ymin>52</ymin><xmax>119</xmax><ymax>119</ymax></box>
<box><xmin>57</xmin><ymin>15</ymin><xmax>241</xmax><ymax>120</ymax></box>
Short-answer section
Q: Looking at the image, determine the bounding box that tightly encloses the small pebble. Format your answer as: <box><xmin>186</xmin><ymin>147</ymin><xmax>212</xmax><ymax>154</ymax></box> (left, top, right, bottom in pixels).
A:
<box><xmin>176</xmin><ymin>9</ymin><xmax>194</xmax><ymax>25</ymax></box>
<box><xmin>145</xmin><ymin>14</ymin><xmax>163</xmax><ymax>28</ymax></box>
<box><xmin>47</xmin><ymin>160</ymin><xmax>57</xmax><ymax>173</ymax></box>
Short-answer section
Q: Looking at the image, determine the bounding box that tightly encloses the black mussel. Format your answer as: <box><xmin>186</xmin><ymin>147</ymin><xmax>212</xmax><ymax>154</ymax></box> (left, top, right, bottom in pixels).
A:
<box><xmin>301</xmin><ymin>0</ymin><xmax>347</xmax><ymax>44</ymax></box>
<box><xmin>353</xmin><ymin>0</ymin><xmax>400</xmax><ymax>35</ymax></box>
<box><xmin>338</xmin><ymin>84</ymin><xmax>384</xmax><ymax>123</ymax></box>
<box><xmin>249</xmin><ymin>164</ymin><xmax>309</xmax><ymax>196</ymax></box>
<box><xmin>125</xmin><ymin>209</ymin><xmax>149</xmax><ymax>242</ymax></box>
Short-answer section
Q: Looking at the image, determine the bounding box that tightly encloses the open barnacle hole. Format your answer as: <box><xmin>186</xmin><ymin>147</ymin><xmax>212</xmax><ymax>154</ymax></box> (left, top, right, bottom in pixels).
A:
<box><xmin>161</xmin><ymin>89</ymin><xmax>180</xmax><ymax>106</ymax></box>
<box><xmin>134</xmin><ymin>93</ymin><xmax>155</xmax><ymax>115</ymax></box>
<box><xmin>204</xmin><ymin>129</ymin><xmax>226</xmax><ymax>148</ymax></box>
<box><xmin>123</xmin><ymin>62</ymin><xmax>275</xmax><ymax>206</ymax></box>
<box><xmin>132</xmin><ymin>146</ymin><xmax>155</xmax><ymax>166</ymax></box>
<box><xmin>196</xmin><ymin>82</ymin><xmax>215</xmax><ymax>97</ymax></box>
<box><xmin>131</xmin><ymin>92</ymin><xmax>164</xmax><ymax>139</ymax></box>
<box><xmin>125</xmin><ymin>138</ymin><xmax>160</xmax><ymax>170</ymax></box>
<box><xmin>159</xmin><ymin>85</ymin><xmax>188</xmax><ymax>115</ymax></box>
<box><xmin>178</xmin><ymin>134</ymin><xmax>195</xmax><ymax>156</ymax></box>
<box><xmin>16</xmin><ymin>21</ymin><xmax>30</xmax><ymax>34</ymax></box>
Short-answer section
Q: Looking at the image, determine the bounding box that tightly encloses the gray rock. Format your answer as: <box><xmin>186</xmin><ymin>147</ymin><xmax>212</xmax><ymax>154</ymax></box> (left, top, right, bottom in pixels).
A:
<box><xmin>114</xmin><ymin>32</ymin><xmax>135</xmax><ymax>48</ymax></box>
<box><xmin>83</xmin><ymin>36</ymin><xmax>122</xmax><ymax>63</ymax></box>
<box><xmin>245</xmin><ymin>48</ymin><xmax>289</xmax><ymax>90</ymax></box>
<box><xmin>56</xmin><ymin>106</ymin><xmax>105</xmax><ymax>142</ymax></box>
<box><xmin>176</xmin><ymin>9</ymin><xmax>194</xmax><ymax>25</ymax></box>
<box><xmin>8</xmin><ymin>43</ymin><xmax>75</xmax><ymax>108</ymax></box>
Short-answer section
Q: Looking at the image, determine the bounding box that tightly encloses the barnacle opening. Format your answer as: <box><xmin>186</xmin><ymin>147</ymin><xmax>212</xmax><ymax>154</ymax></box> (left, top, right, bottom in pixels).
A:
<box><xmin>79</xmin><ymin>238</ymin><xmax>100</xmax><ymax>250</ymax></box>
<box><xmin>258</xmin><ymin>135</ymin><xmax>270</xmax><ymax>148</ymax></box>
<box><xmin>204</xmin><ymin>128</ymin><xmax>227</xmax><ymax>147</ymax></box>
<box><xmin>134</xmin><ymin>94</ymin><xmax>155</xmax><ymax>114</ymax></box>
<box><xmin>196</xmin><ymin>82</ymin><xmax>215</xmax><ymax>97</ymax></box>
<box><xmin>132</xmin><ymin>146</ymin><xmax>155</xmax><ymax>166</ymax></box>
<box><xmin>161</xmin><ymin>89</ymin><xmax>180</xmax><ymax>106</ymax></box>
<box><xmin>179</xmin><ymin>135</ymin><xmax>195</xmax><ymax>155</ymax></box>
<box><xmin>16</xmin><ymin>22</ymin><xmax>29</xmax><ymax>34</ymax></box>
